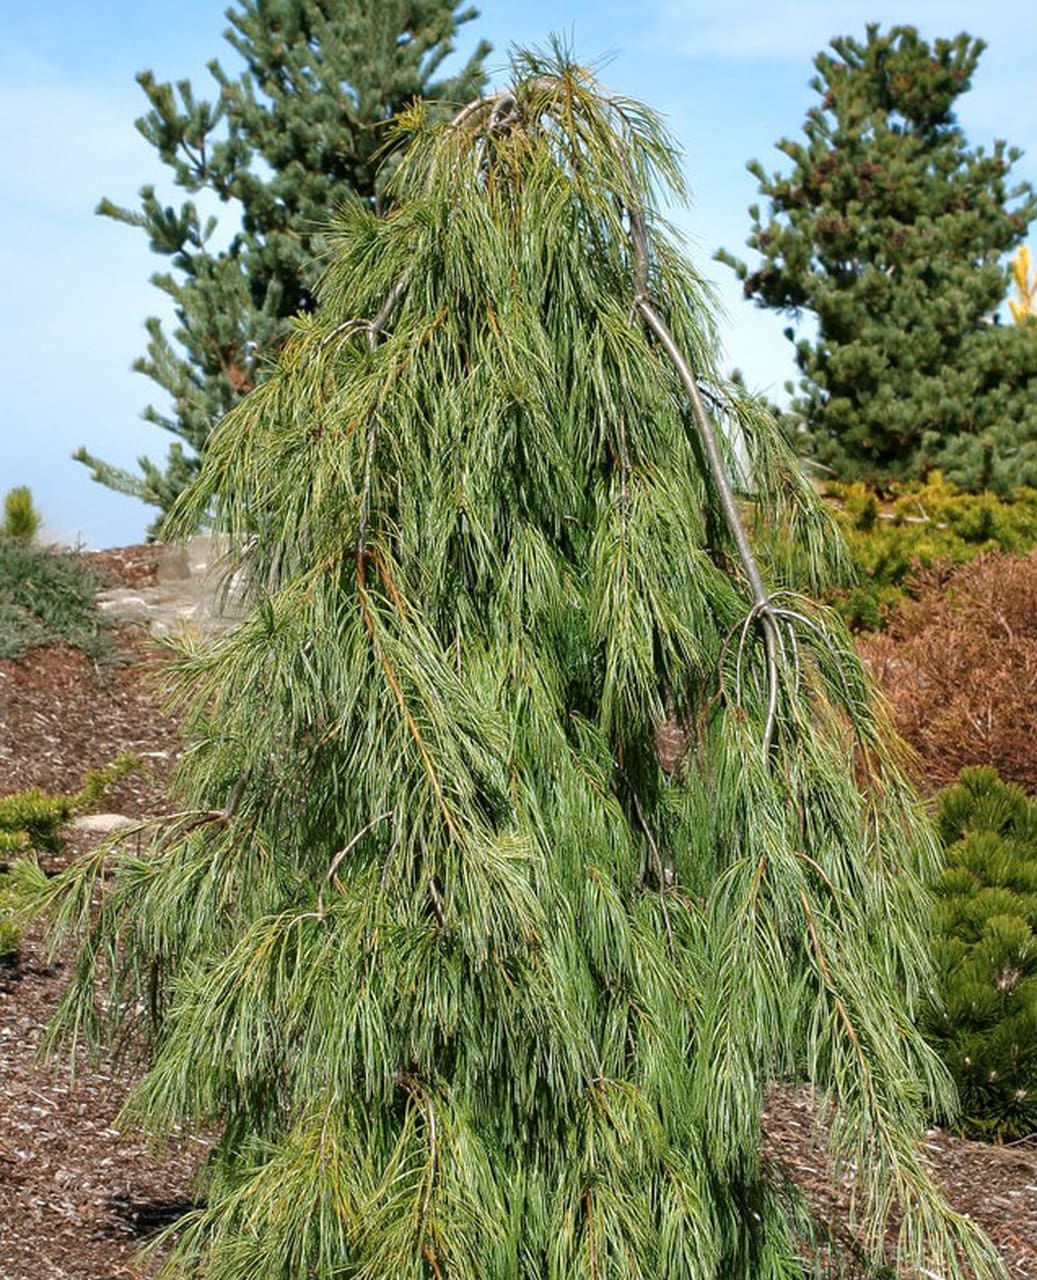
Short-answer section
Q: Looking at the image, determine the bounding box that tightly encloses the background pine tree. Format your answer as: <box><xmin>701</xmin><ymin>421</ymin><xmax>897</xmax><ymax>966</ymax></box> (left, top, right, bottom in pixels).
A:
<box><xmin>36</xmin><ymin>54</ymin><xmax>1004</xmax><ymax>1279</ymax></box>
<box><xmin>718</xmin><ymin>24</ymin><xmax>1037</xmax><ymax>493</ymax></box>
<box><xmin>76</xmin><ymin>0</ymin><xmax>489</xmax><ymax>530</ymax></box>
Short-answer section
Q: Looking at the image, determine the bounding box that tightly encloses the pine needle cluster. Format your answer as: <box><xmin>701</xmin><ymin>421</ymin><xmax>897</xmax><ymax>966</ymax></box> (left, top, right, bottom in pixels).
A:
<box><xmin>35</xmin><ymin>50</ymin><xmax>1004</xmax><ymax>1279</ymax></box>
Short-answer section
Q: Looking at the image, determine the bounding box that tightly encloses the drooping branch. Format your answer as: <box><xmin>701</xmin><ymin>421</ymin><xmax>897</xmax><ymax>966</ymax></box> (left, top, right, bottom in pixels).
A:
<box><xmin>449</xmin><ymin>74</ymin><xmax>789</xmax><ymax>757</ymax></box>
<box><xmin>607</xmin><ymin>103</ymin><xmax>785</xmax><ymax>756</ymax></box>
<box><xmin>366</xmin><ymin>274</ymin><xmax>411</xmax><ymax>354</ymax></box>
<box><xmin>355</xmin><ymin>274</ymin><xmax>410</xmax><ymax>563</ymax></box>
<box><xmin>635</xmin><ymin>300</ymin><xmax>782</xmax><ymax>756</ymax></box>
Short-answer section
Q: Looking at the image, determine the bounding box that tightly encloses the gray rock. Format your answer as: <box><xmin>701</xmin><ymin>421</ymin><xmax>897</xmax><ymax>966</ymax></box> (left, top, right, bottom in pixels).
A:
<box><xmin>96</xmin><ymin>535</ymin><xmax>245</xmax><ymax>637</ymax></box>
<box><xmin>72</xmin><ymin>813</ymin><xmax>139</xmax><ymax>834</ymax></box>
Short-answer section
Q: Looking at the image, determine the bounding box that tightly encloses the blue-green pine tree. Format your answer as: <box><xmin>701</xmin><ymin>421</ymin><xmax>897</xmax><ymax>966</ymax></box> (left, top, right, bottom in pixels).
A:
<box><xmin>39</xmin><ymin>54</ymin><xmax>1005</xmax><ymax>1279</ymax></box>
<box><xmin>77</xmin><ymin>0</ymin><xmax>489</xmax><ymax>529</ymax></box>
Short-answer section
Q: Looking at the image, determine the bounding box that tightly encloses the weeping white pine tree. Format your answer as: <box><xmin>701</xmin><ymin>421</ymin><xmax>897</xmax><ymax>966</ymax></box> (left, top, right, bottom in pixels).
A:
<box><xmin>38</xmin><ymin>51</ymin><xmax>1003</xmax><ymax>1280</ymax></box>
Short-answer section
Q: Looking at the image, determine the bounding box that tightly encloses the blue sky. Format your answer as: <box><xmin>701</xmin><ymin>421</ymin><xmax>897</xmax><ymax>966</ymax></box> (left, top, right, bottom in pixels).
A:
<box><xmin>2</xmin><ymin>0</ymin><xmax>1035</xmax><ymax>548</ymax></box>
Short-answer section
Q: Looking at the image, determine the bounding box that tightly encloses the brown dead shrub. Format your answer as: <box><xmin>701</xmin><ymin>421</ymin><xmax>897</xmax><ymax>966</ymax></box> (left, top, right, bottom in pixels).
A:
<box><xmin>859</xmin><ymin>551</ymin><xmax>1037</xmax><ymax>795</ymax></box>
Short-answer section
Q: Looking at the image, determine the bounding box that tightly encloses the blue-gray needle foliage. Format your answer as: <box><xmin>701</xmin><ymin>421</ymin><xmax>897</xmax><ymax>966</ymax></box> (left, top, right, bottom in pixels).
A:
<box><xmin>36</xmin><ymin>49</ymin><xmax>1003</xmax><ymax>1280</ymax></box>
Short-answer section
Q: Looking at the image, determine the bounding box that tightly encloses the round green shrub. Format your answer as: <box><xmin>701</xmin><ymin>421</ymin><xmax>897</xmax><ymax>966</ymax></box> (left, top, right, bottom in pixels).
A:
<box><xmin>926</xmin><ymin>767</ymin><xmax>1037</xmax><ymax>1140</ymax></box>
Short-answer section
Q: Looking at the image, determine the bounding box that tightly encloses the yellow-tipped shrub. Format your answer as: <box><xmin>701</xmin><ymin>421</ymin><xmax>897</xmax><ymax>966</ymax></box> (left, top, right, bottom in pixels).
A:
<box><xmin>2</xmin><ymin>486</ymin><xmax>41</xmax><ymax>540</ymax></box>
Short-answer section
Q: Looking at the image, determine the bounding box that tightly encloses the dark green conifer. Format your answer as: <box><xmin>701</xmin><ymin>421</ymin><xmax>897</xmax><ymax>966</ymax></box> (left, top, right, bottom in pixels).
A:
<box><xmin>719</xmin><ymin>25</ymin><xmax>1037</xmax><ymax>492</ymax></box>
<box><xmin>928</xmin><ymin>768</ymin><xmax>1037</xmax><ymax>1140</ymax></box>
<box><xmin>38</xmin><ymin>54</ymin><xmax>1004</xmax><ymax>1279</ymax></box>
<box><xmin>77</xmin><ymin>0</ymin><xmax>489</xmax><ymax>528</ymax></box>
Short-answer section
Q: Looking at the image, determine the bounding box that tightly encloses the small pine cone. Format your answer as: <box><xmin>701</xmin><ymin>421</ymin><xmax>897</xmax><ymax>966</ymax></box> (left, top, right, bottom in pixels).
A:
<box><xmin>654</xmin><ymin>714</ymin><xmax>689</xmax><ymax>774</ymax></box>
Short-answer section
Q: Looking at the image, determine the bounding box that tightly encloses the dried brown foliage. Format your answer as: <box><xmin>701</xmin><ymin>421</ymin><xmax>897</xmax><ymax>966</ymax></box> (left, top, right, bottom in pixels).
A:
<box><xmin>860</xmin><ymin>551</ymin><xmax>1037</xmax><ymax>795</ymax></box>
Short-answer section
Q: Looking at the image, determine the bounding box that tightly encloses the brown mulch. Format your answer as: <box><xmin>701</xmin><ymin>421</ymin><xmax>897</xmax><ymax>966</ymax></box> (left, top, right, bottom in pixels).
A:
<box><xmin>763</xmin><ymin>1086</ymin><xmax>1037</xmax><ymax>1279</ymax></box>
<box><xmin>0</xmin><ymin>942</ymin><xmax>203</xmax><ymax>1280</ymax></box>
<box><xmin>0</xmin><ymin>547</ymin><xmax>192</xmax><ymax>1280</ymax></box>
<box><xmin>0</xmin><ymin>639</ymin><xmax>177</xmax><ymax>815</ymax></box>
<box><xmin>1</xmin><ymin>547</ymin><xmax>1036</xmax><ymax>1279</ymax></box>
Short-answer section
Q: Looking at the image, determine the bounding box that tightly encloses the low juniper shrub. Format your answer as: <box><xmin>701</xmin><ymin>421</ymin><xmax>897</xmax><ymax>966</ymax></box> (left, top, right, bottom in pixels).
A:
<box><xmin>0</xmin><ymin>537</ymin><xmax>112</xmax><ymax>661</ymax></box>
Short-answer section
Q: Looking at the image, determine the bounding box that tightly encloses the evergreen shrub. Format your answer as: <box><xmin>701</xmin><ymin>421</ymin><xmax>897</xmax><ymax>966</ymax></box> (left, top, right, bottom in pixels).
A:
<box><xmin>80</xmin><ymin>0</ymin><xmax>490</xmax><ymax>525</ymax></box>
<box><xmin>0</xmin><ymin>756</ymin><xmax>138</xmax><ymax>963</ymax></box>
<box><xmin>860</xmin><ymin>551</ymin><xmax>1037</xmax><ymax>794</ymax></box>
<box><xmin>824</xmin><ymin>475</ymin><xmax>1037</xmax><ymax>631</ymax></box>
<box><xmin>720</xmin><ymin>25</ymin><xmax>1037</xmax><ymax>491</ymax></box>
<box><xmin>926</xmin><ymin>767</ymin><xmax>1037</xmax><ymax>1141</ymax></box>
<box><xmin>32</xmin><ymin>54</ymin><xmax>1004</xmax><ymax>1280</ymax></box>
<box><xmin>0</xmin><ymin>539</ymin><xmax>113</xmax><ymax>661</ymax></box>
<box><xmin>2</xmin><ymin>486</ymin><xmax>41</xmax><ymax>540</ymax></box>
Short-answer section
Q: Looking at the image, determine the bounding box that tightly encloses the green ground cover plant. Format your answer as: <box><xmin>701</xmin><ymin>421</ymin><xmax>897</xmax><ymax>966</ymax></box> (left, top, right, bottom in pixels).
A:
<box><xmin>0</xmin><ymin>756</ymin><xmax>137</xmax><ymax>962</ymax></box>
<box><xmin>0</xmin><ymin>537</ymin><xmax>113</xmax><ymax>662</ymax></box>
<box><xmin>0</xmin><ymin>873</ymin><xmax>23</xmax><ymax>961</ymax></box>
